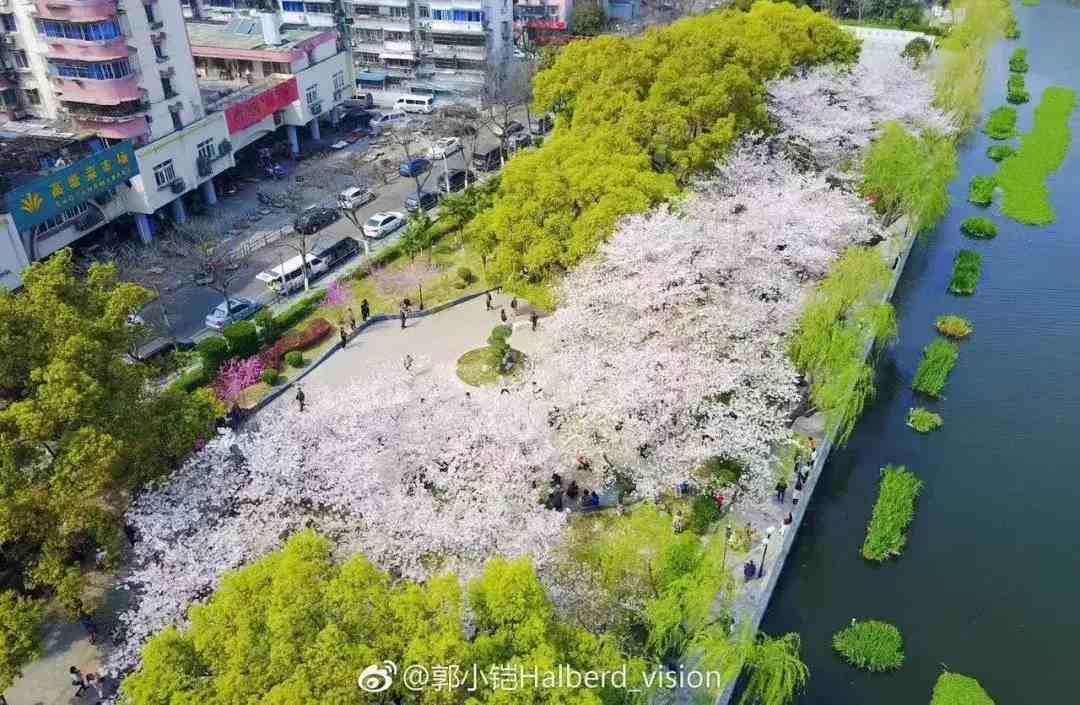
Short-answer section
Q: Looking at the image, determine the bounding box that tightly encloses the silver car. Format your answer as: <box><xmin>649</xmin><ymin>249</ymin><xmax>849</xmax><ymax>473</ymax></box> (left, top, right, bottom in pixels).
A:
<box><xmin>204</xmin><ymin>297</ymin><xmax>261</xmax><ymax>330</ymax></box>
<box><xmin>362</xmin><ymin>211</ymin><xmax>406</xmax><ymax>238</ymax></box>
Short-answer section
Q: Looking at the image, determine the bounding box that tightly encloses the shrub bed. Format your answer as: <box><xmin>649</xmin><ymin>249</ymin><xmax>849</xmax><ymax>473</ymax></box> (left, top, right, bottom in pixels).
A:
<box><xmin>960</xmin><ymin>217</ymin><xmax>998</xmax><ymax>239</ymax></box>
<box><xmin>1008</xmin><ymin>48</ymin><xmax>1028</xmax><ymax>73</ymax></box>
<box><xmin>223</xmin><ymin>320</ymin><xmax>259</xmax><ymax>358</ymax></box>
<box><xmin>931</xmin><ymin>673</ymin><xmax>997</xmax><ymax>705</ymax></box>
<box><xmin>832</xmin><ymin>620</ymin><xmax>905</xmax><ymax>672</ymax></box>
<box><xmin>983</xmin><ymin>106</ymin><xmax>1017</xmax><ymax>140</ymax></box>
<box><xmin>967</xmin><ymin>175</ymin><xmax>996</xmax><ymax>205</ymax></box>
<box><xmin>907</xmin><ymin>407</ymin><xmax>944</xmax><ymax>433</ymax></box>
<box><xmin>862</xmin><ymin>465</ymin><xmax>923</xmax><ymax>561</ymax></box>
<box><xmin>949</xmin><ymin>250</ymin><xmax>983</xmax><ymax>295</ymax></box>
<box><xmin>986</xmin><ymin>144</ymin><xmax>1016</xmax><ymax>161</ymax></box>
<box><xmin>935</xmin><ymin>315</ymin><xmax>973</xmax><ymax>339</ymax></box>
<box><xmin>913</xmin><ymin>338</ymin><xmax>960</xmax><ymax>397</ymax></box>
<box><xmin>273</xmin><ymin>291</ymin><xmax>327</xmax><ymax>334</ymax></box>
<box><xmin>997</xmin><ymin>86</ymin><xmax>1079</xmax><ymax>225</ymax></box>
<box><xmin>259</xmin><ymin>318</ymin><xmax>333</xmax><ymax>370</ymax></box>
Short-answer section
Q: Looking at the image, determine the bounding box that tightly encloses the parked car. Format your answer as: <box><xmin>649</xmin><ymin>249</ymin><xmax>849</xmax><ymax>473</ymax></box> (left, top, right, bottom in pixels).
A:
<box><xmin>439</xmin><ymin>169</ymin><xmax>474</xmax><ymax>194</ymax></box>
<box><xmin>349</xmin><ymin>92</ymin><xmax>375</xmax><ymax>110</ymax></box>
<box><xmin>316</xmin><ymin>236</ymin><xmax>362</xmax><ymax>268</ymax></box>
<box><xmin>531</xmin><ymin>115</ymin><xmax>554</xmax><ymax>135</ymax></box>
<box><xmin>404</xmin><ymin>190</ymin><xmax>440</xmax><ymax>213</ymax></box>
<box><xmin>472</xmin><ymin>146</ymin><xmax>506</xmax><ymax>172</ymax></box>
<box><xmin>492</xmin><ymin>120</ymin><xmax>524</xmax><ymax>138</ymax></box>
<box><xmin>368</xmin><ymin>110</ymin><xmax>408</xmax><ymax>134</ymax></box>
<box><xmin>294</xmin><ymin>206</ymin><xmax>340</xmax><ymax>235</ymax></box>
<box><xmin>428</xmin><ymin>137</ymin><xmax>462</xmax><ymax>159</ymax></box>
<box><xmin>507</xmin><ymin>132</ymin><xmax>532</xmax><ymax>151</ymax></box>
<box><xmin>399</xmin><ymin>157</ymin><xmax>431</xmax><ymax>177</ymax></box>
<box><xmin>337</xmin><ymin>186</ymin><xmax>376</xmax><ymax>210</ymax></box>
<box><xmin>205</xmin><ymin>297</ymin><xmax>261</xmax><ymax>330</ymax></box>
<box><xmin>363</xmin><ymin>211</ymin><xmax>407</xmax><ymax>238</ymax></box>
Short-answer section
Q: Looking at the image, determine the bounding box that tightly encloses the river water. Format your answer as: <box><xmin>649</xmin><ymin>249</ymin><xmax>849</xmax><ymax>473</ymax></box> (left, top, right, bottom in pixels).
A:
<box><xmin>761</xmin><ymin>3</ymin><xmax>1080</xmax><ymax>703</ymax></box>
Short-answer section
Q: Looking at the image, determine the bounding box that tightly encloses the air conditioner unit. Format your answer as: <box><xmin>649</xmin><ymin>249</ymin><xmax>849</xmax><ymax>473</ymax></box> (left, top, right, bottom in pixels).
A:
<box><xmin>170</xmin><ymin>177</ymin><xmax>186</xmax><ymax>194</ymax></box>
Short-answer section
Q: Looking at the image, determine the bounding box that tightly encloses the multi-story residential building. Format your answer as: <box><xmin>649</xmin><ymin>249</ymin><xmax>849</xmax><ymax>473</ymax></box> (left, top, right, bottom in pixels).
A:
<box><xmin>0</xmin><ymin>4</ymin><xmax>352</xmax><ymax>289</ymax></box>
<box><xmin>349</xmin><ymin>0</ymin><xmax>514</xmax><ymax>104</ymax></box>
<box><xmin>512</xmin><ymin>0</ymin><xmax>570</xmax><ymax>49</ymax></box>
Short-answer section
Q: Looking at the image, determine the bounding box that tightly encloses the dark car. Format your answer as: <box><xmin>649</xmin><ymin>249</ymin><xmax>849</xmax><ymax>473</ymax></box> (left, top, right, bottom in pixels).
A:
<box><xmin>404</xmin><ymin>190</ymin><xmax>440</xmax><ymax>212</ymax></box>
<box><xmin>492</xmin><ymin>120</ymin><xmax>524</xmax><ymax>138</ymax></box>
<box><xmin>294</xmin><ymin>206</ymin><xmax>340</xmax><ymax>235</ymax></box>
<box><xmin>439</xmin><ymin>169</ymin><xmax>474</xmax><ymax>194</ymax></box>
<box><xmin>316</xmin><ymin>236</ymin><xmax>362</xmax><ymax>268</ymax></box>
<box><xmin>399</xmin><ymin>157</ymin><xmax>431</xmax><ymax>177</ymax></box>
<box><xmin>472</xmin><ymin>146</ymin><xmax>506</xmax><ymax>172</ymax></box>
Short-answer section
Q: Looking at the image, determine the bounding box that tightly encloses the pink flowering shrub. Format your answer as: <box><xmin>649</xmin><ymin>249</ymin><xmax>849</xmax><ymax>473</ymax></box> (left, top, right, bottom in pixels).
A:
<box><xmin>215</xmin><ymin>356</ymin><xmax>265</xmax><ymax>402</ymax></box>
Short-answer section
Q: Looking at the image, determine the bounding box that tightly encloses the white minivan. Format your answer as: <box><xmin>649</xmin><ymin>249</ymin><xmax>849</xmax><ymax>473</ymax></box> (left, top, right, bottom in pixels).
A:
<box><xmin>395</xmin><ymin>95</ymin><xmax>435</xmax><ymax>114</ymax></box>
<box><xmin>368</xmin><ymin>110</ymin><xmax>407</xmax><ymax>133</ymax></box>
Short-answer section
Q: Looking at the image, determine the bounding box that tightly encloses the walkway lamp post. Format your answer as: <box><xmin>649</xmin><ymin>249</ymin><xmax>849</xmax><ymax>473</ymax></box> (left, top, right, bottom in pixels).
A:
<box><xmin>757</xmin><ymin>526</ymin><xmax>775</xmax><ymax>578</ymax></box>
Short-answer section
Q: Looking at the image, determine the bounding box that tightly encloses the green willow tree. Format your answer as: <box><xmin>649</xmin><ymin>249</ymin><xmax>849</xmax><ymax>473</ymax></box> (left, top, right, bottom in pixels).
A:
<box><xmin>0</xmin><ymin>250</ymin><xmax>221</xmax><ymax>628</ymax></box>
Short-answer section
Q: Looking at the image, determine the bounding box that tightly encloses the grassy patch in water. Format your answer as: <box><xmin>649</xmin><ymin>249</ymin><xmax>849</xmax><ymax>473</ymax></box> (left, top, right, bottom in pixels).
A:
<box><xmin>983</xmin><ymin>106</ymin><xmax>1017</xmax><ymax>140</ymax></box>
<box><xmin>907</xmin><ymin>407</ymin><xmax>944</xmax><ymax>433</ymax></box>
<box><xmin>913</xmin><ymin>338</ymin><xmax>960</xmax><ymax>397</ymax></box>
<box><xmin>935</xmin><ymin>315</ymin><xmax>973</xmax><ymax>339</ymax></box>
<box><xmin>967</xmin><ymin>175</ymin><xmax>996</xmax><ymax>205</ymax></box>
<box><xmin>949</xmin><ymin>250</ymin><xmax>983</xmax><ymax>295</ymax></box>
<box><xmin>986</xmin><ymin>144</ymin><xmax>1016</xmax><ymax>161</ymax></box>
<box><xmin>1008</xmin><ymin>48</ymin><xmax>1028</xmax><ymax>73</ymax></box>
<box><xmin>931</xmin><ymin>673</ymin><xmax>997</xmax><ymax>705</ymax></box>
<box><xmin>862</xmin><ymin>465</ymin><xmax>923</xmax><ymax>561</ymax></box>
<box><xmin>997</xmin><ymin>86</ymin><xmax>1079</xmax><ymax>225</ymax></box>
<box><xmin>960</xmin><ymin>216</ymin><xmax>998</xmax><ymax>239</ymax></box>
<box><xmin>833</xmin><ymin>620</ymin><xmax>905</xmax><ymax>672</ymax></box>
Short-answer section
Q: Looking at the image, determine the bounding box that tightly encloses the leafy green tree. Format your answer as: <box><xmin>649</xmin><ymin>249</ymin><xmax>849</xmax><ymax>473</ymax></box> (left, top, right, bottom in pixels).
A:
<box><xmin>0</xmin><ymin>590</ymin><xmax>43</xmax><ymax>691</ymax></box>
<box><xmin>400</xmin><ymin>212</ymin><xmax>437</xmax><ymax>261</ymax></box>
<box><xmin>570</xmin><ymin>0</ymin><xmax>606</xmax><ymax>36</ymax></box>
<box><xmin>901</xmin><ymin>36</ymin><xmax>932</xmax><ymax>67</ymax></box>
<box><xmin>0</xmin><ymin>250</ymin><xmax>222</xmax><ymax>641</ymax></box>
<box><xmin>861</xmin><ymin>122</ymin><xmax>958</xmax><ymax>232</ymax></box>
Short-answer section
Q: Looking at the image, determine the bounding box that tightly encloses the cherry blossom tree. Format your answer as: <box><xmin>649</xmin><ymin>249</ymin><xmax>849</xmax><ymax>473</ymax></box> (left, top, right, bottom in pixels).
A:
<box><xmin>369</xmin><ymin>260</ymin><xmax>440</xmax><ymax>309</ymax></box>
<box><xmin>214</xmin><ymin>357</ymin><xmax>264</xmax><ymax>403</ymax></box>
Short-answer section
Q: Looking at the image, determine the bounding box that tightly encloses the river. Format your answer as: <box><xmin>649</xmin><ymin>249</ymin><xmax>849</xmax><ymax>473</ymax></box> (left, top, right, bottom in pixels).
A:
<box><xmin>761</xmin><ymin>3</ymin><xmax>1080</xmax><ymax>703</ymax></box>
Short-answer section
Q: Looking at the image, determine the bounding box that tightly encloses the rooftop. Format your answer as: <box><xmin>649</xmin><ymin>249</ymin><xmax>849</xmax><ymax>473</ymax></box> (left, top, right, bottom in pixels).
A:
<box><xmin>199</xmin><ymin>74</ymin><xmax>293</xmax><ymax>114</ymax></box>
<box><xmin>186</xmin><ymin>18</ymin><xmax>327</xmax><ymax>55</ymax></box>
<box><xmin>0</xmin><ymin>120</ymin><xmax>95</xmax><ymax>197</ymax></box>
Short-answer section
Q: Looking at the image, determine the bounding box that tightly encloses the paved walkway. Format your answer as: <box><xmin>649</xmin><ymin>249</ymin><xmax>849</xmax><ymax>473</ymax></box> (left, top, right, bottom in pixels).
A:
<box><xmin>291</xmin><ymin>292</ymin><xmax>542</xmax><ymax>397</ymax></box>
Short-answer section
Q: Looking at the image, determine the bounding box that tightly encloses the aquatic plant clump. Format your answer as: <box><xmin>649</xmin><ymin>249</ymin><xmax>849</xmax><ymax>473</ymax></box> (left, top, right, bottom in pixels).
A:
<box><xmin>913</xmin><ymin>338</ymin><xmax>960</xmax><ymax>397</ymax></box>
<box><xmin>832</xmin><ymin>620</ymin><xmax>906</xmax><ymax>672</ymax></box>
<box><xmin>983</xmin><ymin>106</ymin><xmax>1018</xmax><ymax>140</ymax></box>
<box><xmin>949</xmin><ymin>250</ymin><xmax>983</xmax><ymax>295</ymax></box>
<box><xmin>935</xmin><ymin>315</ymin><xmax>974</xmax><ymax>339</ymax></box>
<box><xmin>1008</xmin><ymin>48</ymin><xmax>1029</xmax><ymax>73</ymax></box>
<box><xmin>1007</xmin><ymin>72</ymin><xmax>1030</xmax><ymax>105</ymax></box>
<box><xmin>968</xmin><ymin>175</ymin><xmax>997</xmax><ymax>205</ymax></box>
<box><xmin>960</xmin><ymin>217</ymin><xmax>998</xmax><ymax>239</ymax></box>
<box><xmin>987</xmin><ymin>144</ymin><xmax>1016</xmax><ymax>161</ymax></box>
<box><xmin>907</xmin><ymin>407</ymin><xmax>944</xmax><ymax>433</ymax></box>
<box><xmin>931</xmin><ymin>672</ymin><xmax>997</xmax><ymax>705</ymax></box>
<box><xmin>997</xmin><ymin>87</ymin><xmax>1079</xmax><ymax>225</ymax></box>
<box><xmin>862</xmin><ymin>465</ymin><xmax>923</xmax><ymax>561</ymax></box>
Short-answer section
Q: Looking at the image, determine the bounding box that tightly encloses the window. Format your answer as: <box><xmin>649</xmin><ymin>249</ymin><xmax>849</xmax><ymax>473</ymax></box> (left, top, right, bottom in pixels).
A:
<box><xmin>418</xmin><ymin>5</ymin><xmax>429</xmax><ymax>18</ymax></box>
<box><xmin>153</xmin><ymin>42</ymin><xmax>165</xmax><ymax>59</ymax></box>
<box><xmin>38</xmin><ymin>19</ymin><xmax>121</xmax><ymax>41</ymax></box>
<box><xmin>353</xmin><ymin>4</ymin><xmax>379</xmax><ymax>15</ymax></box>
<box><xmin>1</xmin><ymin>14</ymin><xmax>16</xmax><ymax>32</ymax></box>
<box><xmin>430</xmin><ymin>9</ymin><xmax>483</xmax><ymax>22</ymax></box>
<box><xmin>29</xmin><ymin>203</ymin><xmax>89</xmax><ymax>238</ymax></box>
<box><xmin>197</xmin><ymin>138</ymin><xmax>214</xmax><ymax>162</ymax></box>
<box><xmin>333</xmin><ymin>71</ymin><xmax>345</xmax><ymax>91</ymax></box>
<box><xmin>24</xmin><ymin>89</ymin><xmax>40</xmax><ymax>105</ymax></box>
<box><xmin>162</xmin><ymin>76</ymin><xmax>175</xmax><ymax>97</ymax></box>
<box><xmin>304</xmin><ymin>2</ymin><xmax>330</xmax><ymax>12</ymax></box>
<box><xmin>282</xmin><ymin>1</ymin><xmax>304</xmax><ymax>11</ymax></box>
<box><xmin>144</xmin><ymin>3</ymin><xmax>156</xmax><ymax>24</ymax></box>
<box><xmin>389</xmin><ymin>6</ymin><xmax>409</xmax><ymax>17</ymax></box>
<box><xmin>51</xmin><ymin>58</ymin><xmax>132</xmax><ymax>80</ymax></box>
<box><xmin>171</xmin><ymin>109</ymin><xmax>183</xmax><ymax>131</ymax></box>
<box><xmin>305</xmin><ymin>84</ymin><xmax>319</xmax><ymax>104</ymax></box>
<box><xmin>13</xmin><ymin>51</ymin><xmax>28</xmax><ymax>69</ymax></box>
<box><xmin>153</xmin><ymin>160</ymin><xmax>176</xmax><ymax>188</ymax></box>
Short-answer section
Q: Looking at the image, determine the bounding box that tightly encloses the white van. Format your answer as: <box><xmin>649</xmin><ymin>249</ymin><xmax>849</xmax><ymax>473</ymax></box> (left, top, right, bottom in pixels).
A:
<box><xmin>394</xmin><ymin>95</ymin><xmax>435</xmax><ymax>114</ymax></box>
<box><xmin>368</xmin><ymin>110</ymin><xmax>407</xmax><ymax>133</ymax></box>
<box><xmin>255</xmin><ymin>253</ymin><xmax>328</xmax><ymax>294</ymax></box>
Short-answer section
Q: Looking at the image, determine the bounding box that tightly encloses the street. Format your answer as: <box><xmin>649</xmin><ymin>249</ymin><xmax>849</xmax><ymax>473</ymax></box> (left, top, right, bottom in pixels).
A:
<box><xmin>142</xmin><ymin>110</ymin><xmax>524</xmax><ymax>341</ymax></box>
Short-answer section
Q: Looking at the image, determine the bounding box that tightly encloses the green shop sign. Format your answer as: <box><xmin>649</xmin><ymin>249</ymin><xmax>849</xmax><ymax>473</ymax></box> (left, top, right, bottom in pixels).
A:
<box><xmin>5</xmin><ymin>141</ymin><xmax>139</xmax><ymax>232</ymax></box>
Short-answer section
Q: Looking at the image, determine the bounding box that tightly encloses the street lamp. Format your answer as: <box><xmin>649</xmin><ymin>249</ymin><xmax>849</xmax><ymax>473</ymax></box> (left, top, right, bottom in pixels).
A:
<box><xmin>757</xmin><ymin>526</ymin><xmax>775</xmax><ymax>578</ymax></box>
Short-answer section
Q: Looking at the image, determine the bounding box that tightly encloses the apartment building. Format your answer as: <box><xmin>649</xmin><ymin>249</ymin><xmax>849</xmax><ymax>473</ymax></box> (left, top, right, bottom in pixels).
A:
<box><xmin>0</xmin><ymin>3</ymin><xmax>351</xmax><ymax>289</ymax></box>
<box><xmin>349</xmin><ymin>0</ymin><xmax>514</xmax><ymax>104</ymax></box>
<box><xmin>512</xmin><ymin>0</ymin><xmax>571</xmax><ymax>49</ymax></box>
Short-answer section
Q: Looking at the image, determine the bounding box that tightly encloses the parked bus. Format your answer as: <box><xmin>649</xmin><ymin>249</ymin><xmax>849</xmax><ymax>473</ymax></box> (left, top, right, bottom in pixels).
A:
<box><xmin>256</xmin><ymin>253</ymin><xmax>328</xmax><ymax>294</ymax></box>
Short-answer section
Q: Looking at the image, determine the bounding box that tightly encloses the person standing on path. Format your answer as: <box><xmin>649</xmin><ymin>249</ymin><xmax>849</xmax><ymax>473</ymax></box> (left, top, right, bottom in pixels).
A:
<box><xmin>510</xmin><ymin>297</ymin><xmax>518</xmax><ymax>311</ymax></box>
<box><xmin>339</xmin><ymin>326</ymin><xmax>348</xmax><ymax>349</ymax></box>
<box><xmin>792</xmin><ymin>485</ymin><xmax>803</xmax><ymax>506</ymax></box>
<box><xmin>78</xmin><ymin>612</ymin><xmax>97</xmax><ymax>645</ymax></box>
<box><xmin>775</xmin><ymin>479</ymin><xmax>787</xmax><ymax>502</ymax></box>
<box><xmin>486</xmin><ymin>292</ymin><xmax>493</xmax><ymax>310</ymax></box>
<box><xmin>500</xmin><ymin>308</ymin><xmax>507</xmax><ymax>323</ymax></box>
<box><xmin>348</xmin><ymin>308</ymin><xmax>357</xmax><ymax>331</ymax></box>
<box><xmin>399</xmin><ymin>308</ymin><xmax>407</xmax><ymax>329</ymax></box>
<box><xmin>295</xmin><ymin>387</ymin><xmax>306</xmax><ymax>412</ymax></box>
<box><xmin>360</xmin><ymin>299</ymin><xmax>370</xmax><ymax>322</ymax></box>
<box><xmin>530</xmin><ymin>311</ymin><xmax>538</xmax><ymax>331</ymax></box>
<box><xmin>70</xmin><ymin>666</ymin><xmax>89</xmax><ymax>697</ymax></box>
<box><xmin>780</xmin><ymin>512</ymin><xmax>793</xmax><ymax>537</ymax></box>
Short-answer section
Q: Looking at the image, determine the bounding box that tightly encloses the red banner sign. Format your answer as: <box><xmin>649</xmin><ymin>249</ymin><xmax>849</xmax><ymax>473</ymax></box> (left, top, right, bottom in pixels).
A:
<box><xmin>225</xmin><ymin>78</ymin><xmax>299</xmax><ymax>134</ymax></box>
<box><xmin>526</xmin><ymin>19</ymin><xmax>567</xmax><ymax>30</ymax></box>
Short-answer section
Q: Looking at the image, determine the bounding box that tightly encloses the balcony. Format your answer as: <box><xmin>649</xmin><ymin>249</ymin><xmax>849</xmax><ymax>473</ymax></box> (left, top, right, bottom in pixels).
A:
<box><xmin>52</xmin><ymin>72</ymin><xmax>142</xmax><ymax>104</ymax></box>
<box><xmin>63</xmin><ymin>97</ymin><xmax>147</xmax><ymax>120</ymax></box>
<box><xmin>382</xmin><ymin>39</ymin><xmax>415</xmax><ymax>54</ymax></box>
<box><xmin>423</xmin><ymin>19</ymin><xmax>486</xmax><ymax>35</ymax></box>
<box><xmin>42</xmin><ymin>36</ymin><xmax>130</xmax><ymax>61</ymax></box>
<box><xmin>33</xmin><ymin>0</ymin><xmax>119</xmax><ymax>22</ymax></box>
<box><xmin>72</xmin><ymin>113</ymin><xmax>147</xmax><ymax>139</ymax></box>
